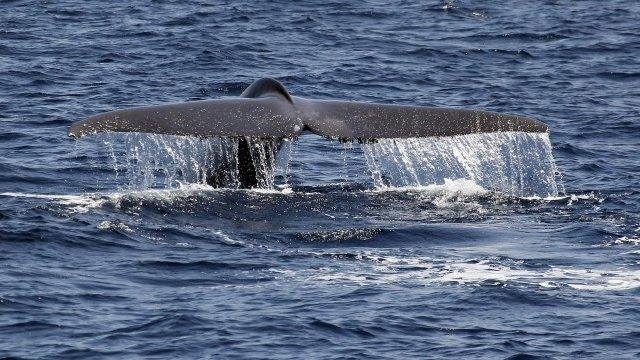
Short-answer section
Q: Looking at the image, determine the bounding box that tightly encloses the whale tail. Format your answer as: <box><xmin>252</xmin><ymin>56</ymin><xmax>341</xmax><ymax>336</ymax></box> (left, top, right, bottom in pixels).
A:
<box><xmin>68</xmin><ymin>78</ymin><xmax>548</xmax><ymax>187</ymax></box>
<box><xmin>68</xmin><ymin>77</ymin><xmax>547</xmax><ymax>140</ymax></box>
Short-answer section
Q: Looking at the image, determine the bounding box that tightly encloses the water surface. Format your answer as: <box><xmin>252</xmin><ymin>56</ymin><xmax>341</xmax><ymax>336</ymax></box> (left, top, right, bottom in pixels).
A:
<box><xmin>1</xmin><ymin>1</ymin><xmax>640</xmax><ymax>358</ymax></box>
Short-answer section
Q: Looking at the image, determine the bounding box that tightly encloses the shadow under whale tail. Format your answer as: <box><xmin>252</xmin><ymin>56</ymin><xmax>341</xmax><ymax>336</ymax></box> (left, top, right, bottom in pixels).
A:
<box><xmin>68</xmin><ymin>78</ymin><xmax>549</xmax><ymax>188</ymax></box>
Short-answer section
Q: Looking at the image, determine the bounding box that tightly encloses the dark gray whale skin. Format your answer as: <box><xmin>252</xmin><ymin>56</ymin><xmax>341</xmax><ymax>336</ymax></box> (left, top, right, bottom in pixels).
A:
<box><xmin>68</xmin><ymin>78</ymin><xmax>548</xmax><ymax>140</ymax></box>
<box><xmin>68</xmin><ymin>78</ymin><xmax>548</xmax><ymax>188</ymax></box>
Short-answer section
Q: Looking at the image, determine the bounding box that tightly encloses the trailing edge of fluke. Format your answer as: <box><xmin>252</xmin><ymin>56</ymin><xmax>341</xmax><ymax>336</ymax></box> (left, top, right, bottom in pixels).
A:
<box><xmin>68</xmin><ymin>77</ymin><xmax>548</xmax><ymax>140</ymax></box>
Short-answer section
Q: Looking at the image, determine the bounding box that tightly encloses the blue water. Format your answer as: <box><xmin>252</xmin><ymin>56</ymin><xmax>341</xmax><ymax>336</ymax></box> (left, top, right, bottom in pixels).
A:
<box><xmin>2</xmin><ymin>1</ymin><xmax>640</xmax><ymax>358</ymax></box>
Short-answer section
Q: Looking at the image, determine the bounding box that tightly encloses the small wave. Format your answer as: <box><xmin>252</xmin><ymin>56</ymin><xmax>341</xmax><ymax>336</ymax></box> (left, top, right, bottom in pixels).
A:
<box><xmin>207</xmin><ymin>229</ymin><xmax>245</xmax><ymax>246</ymax></box>
<box><xmin>0</xmin><ymin>320</ymin><xmax>62</xmax><ymax>333</ymax></box>
<box><xmin>136</xmin><ymin>259</ymin><xmax>270</xmax><ymax>271</ymax></box>
<box><xmin>106</xmin><ymin>313</ymin><xmax>209</xmax><ymax>336</ymax></box>
<box><xmin>403</xmin><ymin>47</ymin><xmax>448</xmax><ymax>56</ymax></box>
<box><xmin>0</xmin><ymin>44</ymin><xmax>13</xmax><ymax>55</ymax></box>
<box><xmin>595</xmin><ymin>71</ymin><xmax>640</xmax><ymax>81</ymax></box>
<box><xmin>0</xmin><ymin>184</ymin><xmax>295</xmax><ymax>215</ymax></box>
<box><xmin>502</xmin><ymin>32</ymin><xmax>568</xmax><ymax>41</ymax></box>
<box><xmin>607</xmin><ymin>235</ymin><xmax>640</xmax><ymax>247</ymax></box>
<box><xmin>45</xmin><ymin>8</ymin><xmax>85</xmax><ymax>17</ymax></box>
<box><xmin>97</xmin><ymin>220</ymin><xmax>133</xmax><ymax>233</ymax></box>
<box><xmin>308</xmin><ymin>318</ymin><xmax>376</xmax><ymax>339</ymax></box>
<box><xmin>430</xmin><ymin>2</ymin><xmax>486</xmax><ymax>19</ymax></box>
<box><xmin>162</xmin><ymin>15</ymin><xmax>200</xmax><ymax>27</ymax></box>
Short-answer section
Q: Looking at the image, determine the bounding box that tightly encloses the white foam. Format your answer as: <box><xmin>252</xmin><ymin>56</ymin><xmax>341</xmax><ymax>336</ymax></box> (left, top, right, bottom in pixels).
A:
<box><xmin>432</xmin><ymin>262</ymin><xmax>640</xmax><ymax>291</ymax></box>
<box><xmin>367</xmin><ymin>178</ymin><xmax>487</xmax><ymax>194</ymax></box>
<box><xmin>207</xmin><ymin>229</ymin><xmax>244</xmax><ymax>246</ymax></box>
<box><xmin>97</xmin><ymin>220</ymin><xmax>133</xmax><ymax>233</ymax></box>
<box><xmin>0</xmin><ymin>182</ymin><xmax>297</xmax><ymax>215</ymax></box>
<box><xmin>610</xmin><ymin>236</ymin><xmax>640</xmax><ymax>246</ymax></box>
<box><xmin>247</xmin><ymin>187</ymin><xmax>293</xmax><ymax>195</ymax></box>
<box><xmin>281</xmin><ymin>251</ymin><xmax>640</xmax><ymax>291</ymax></box>
<box><xmin>0</xmin><ymin>192</ymin><xmax>108</xmax><ymax>213</ymax></box>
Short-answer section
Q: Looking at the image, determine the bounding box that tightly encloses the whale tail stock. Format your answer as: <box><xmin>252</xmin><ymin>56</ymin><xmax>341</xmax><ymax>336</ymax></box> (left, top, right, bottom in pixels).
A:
<box><xmin>68</xmin><ymin>78</ymin><xmax>548</xmax><ymax>187</ymax></box>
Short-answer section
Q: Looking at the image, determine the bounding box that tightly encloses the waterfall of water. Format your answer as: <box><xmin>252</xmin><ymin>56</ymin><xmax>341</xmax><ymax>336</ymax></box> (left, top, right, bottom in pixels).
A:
<box><xmin>97</xmin><ymin>131</ymin><xmax>562</xmax><ymax>197</ymax></box>
<box><xmin>361</xmin><ymin>132</ymin><xmax>563</xmax><ymax>197</ymax></box>
<box><xmin>102</xmin><ymin>133</ymin><xmax>285</xmax><ymax>190</ymax></box>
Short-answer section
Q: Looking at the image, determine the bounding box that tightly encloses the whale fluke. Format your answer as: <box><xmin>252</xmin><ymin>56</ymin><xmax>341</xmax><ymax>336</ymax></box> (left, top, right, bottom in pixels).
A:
<box><xmin>68</xmin><ymin>78</ymin><xmax>548</xmax><ymax>140</ymax></box>
<box><xmin>69</xmin><ymin>78</ymin><xmax>549</xmax><ymax>188</ymax></box>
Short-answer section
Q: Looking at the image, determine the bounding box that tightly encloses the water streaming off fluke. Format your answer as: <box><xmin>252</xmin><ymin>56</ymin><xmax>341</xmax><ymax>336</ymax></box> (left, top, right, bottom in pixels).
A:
<box><xmin>361</xmin><ymin>132</ymin><xmax>563</xmax><ymax>197</ymax></box>
<box><xmin>94</xmin><ymin>131</ymin><xmax>562</xmax><ymax>197</ymax></box>
<box><xmin>101</xmin><ymin>133</ymin><xmax>285</xmax><ymax>190</ymax></box>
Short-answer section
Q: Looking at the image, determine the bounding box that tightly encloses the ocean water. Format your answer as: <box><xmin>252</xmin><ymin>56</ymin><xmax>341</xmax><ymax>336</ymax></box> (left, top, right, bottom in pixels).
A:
<box><xmin>1</xmin><ymin>1</ymin><xmax>640</xmax><ymax>359</ymax></box>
